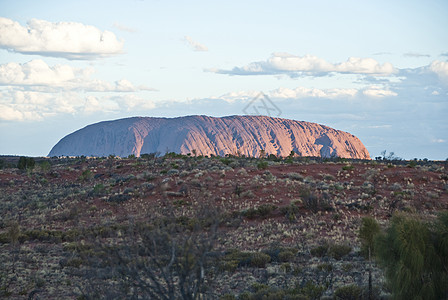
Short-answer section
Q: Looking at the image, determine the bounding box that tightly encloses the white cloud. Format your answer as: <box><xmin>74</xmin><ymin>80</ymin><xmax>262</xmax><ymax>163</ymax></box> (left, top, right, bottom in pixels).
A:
<box><xmin>0</xmin><ymin>104</ymin><xmax>31</xmax><ymax>121</ymax></box>
<box><xmin>207</xmin><ymin>85</ymin><xmax>396</xmax><ymax>103</ymax></box>
<box><xmin>0</xmin><ymin>90</ymin><xmax>81</xmax><ymax>121</ymax></box>
<box><xmin>0</xmin><ymin>60</ymin><xmax>157</xmax><ymax>122</ymax></box>
<box><xmin>0</xmin><ymin>60</ymin><xmax>77</xmax><ymax>85</ymax></box>
<box><xmin>0</xmin><ymin>89</ymin><xmax>156</xmax><ymax>121</ymax></box>
<box><xmin>83</xmin><ymin>95</ymin><xmax>120</xmax><ymax>114</ymax></box>
<box><xmin>0</xmin><ymin>60</ymin><xmax>153</xmax><ymax>92</ymax></box>
<box><xmin>270</xmin><ymin>87</ymin><xmax>358</xmax><ymax>99</ymax></box>
<box><xmin>361</xmin><ymin>86</ymin><xmax>398</xmax><ymax>98</ymax></box>
<box><xmin>119</xmin><ymin>94</ymin><xmax>156</xmax><ymax>110</ymax></box>
<box><xmin>0</xmin><ymin>17</ymin><xmax>123</xmax><ymax>60</ymax></box>
<box><xmin>212</xmin><ymin>53</ymin><xmax>397</xmax><ymax>77</ymax></box>
<box><xmin>211</xmin><ymin>90</ymin><xmax>260</xmax><ymax>102</ymax></box>
<box><xmin>184</xmin><ymin>36</ymin><xmax>208</xmax><ymax>52</ymax></box>
<box><xmin>429</xmin><ymin>60</ymin><xmax>448</xmax><ymax>85</ymax></box>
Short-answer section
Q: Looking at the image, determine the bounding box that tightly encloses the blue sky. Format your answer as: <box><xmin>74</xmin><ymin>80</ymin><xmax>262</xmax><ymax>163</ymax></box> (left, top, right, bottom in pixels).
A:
<box><xmin>0</xmin><ymin>0</ymin><xmax>447</xmax><ymax>159</ymax></box>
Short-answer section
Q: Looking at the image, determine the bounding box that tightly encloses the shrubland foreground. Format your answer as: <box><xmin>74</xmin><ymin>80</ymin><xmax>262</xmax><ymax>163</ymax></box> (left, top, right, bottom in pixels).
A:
<box><xmin>0</xmin><ymin>154</ymin><xmax>447</xmax><ymax>299</ymax></box>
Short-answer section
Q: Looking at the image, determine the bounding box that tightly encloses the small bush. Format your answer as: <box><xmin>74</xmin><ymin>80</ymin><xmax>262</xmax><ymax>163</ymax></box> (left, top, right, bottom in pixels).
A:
<box><xmin>242</xmin><ymin>208</ymin><xmax>258</xmax><ymax>219</ymax></box>
<box><xmin>106</xmin><ymin>194</ymin><xmax>131</xmax><ymax>203</ymax></box>
<box><xmin>91</xmin><ymin>184</ymin><xmax>106</xmax><ymax>196</ymax></box>
<box><xmin>310</xmin><ymin>243</ymin><xmax>329</xmax><ymax>257</ymax></box>
<box><xmin>256</xmin><ymin>204</ymin><xmax>277</xmax><ymax>217</ymax></box>
<box><xmin>288</xmin><ymin>172</ymin><xmax>304</xmax><ymax>181</ymax></box>
<box><xmin>328</xmin><ymin>244</ymin><xmax>352</xmax><ymax>260</ymax></box>
<box><xmin>64</xmin><ymin>257</ymin><xmax>84</xmax><ymax>268</ymax></box>
<box><xmin>257</xmin><ymin>161</ymin><xmax>268</xmax><ymax>170</ymax></box>
<box><xmin>17</xmin><ymin>156</ymin><xmax>35</xmax><ymax>171</ymax></box>
<box><xmin>79</xmin><ymin>169</ymin><xmax>93</xmax><ymax>181</ymax></box>
<box><xmin>301</xmin><ymin>189</ymin><xmax>331</xmax><ymax>213</ymax></box>
<box><xmin>220</xmin><ymin>158</ymin><xmax>233</xmax><ymax>166</ymax></box>
<box><xmin>301</xmin><ymin>281</ymin><xmax>326</xmax><ymax>299</ymax></box>
<box><xmin>242</xmin><ymin>204</ymin><xmax>277</xmax><ymax>219</ymax></box>
<box><xmin>39</xmin><ymin>160</ymin><xmax>51</xmax><ymax>172</ymax></box>
<box><xmin>250</xmin><ymin>252</ymin><xmax>271</xmax><ymax>268</ymax></box>
<box><xmin>281</xmin><ymin>203</ymin><xmax>300</xmax><ymax>222</ymax></box>
<box><xmin>278</xmin><ymin>250</ymin><xmax>296</xmax><ymax>262</ymax></box>
<box><xmin>333</xmin><ymin>284</ymin><xmax>362</xmax><ymax>300</ymax></box>
<box><xmin>342</xmin><ymin>164</ymin><xmax>354</xmax><ymax>171</ymax></box>
<box><xmin>317</xmin><ymin>263</ymin><xmax>333</xmax><ymax>272</ymax></box>
<box><xmin>8</xmin><ymin>221</ymin><xmax>20</xmax><ymax>245</ymax></box>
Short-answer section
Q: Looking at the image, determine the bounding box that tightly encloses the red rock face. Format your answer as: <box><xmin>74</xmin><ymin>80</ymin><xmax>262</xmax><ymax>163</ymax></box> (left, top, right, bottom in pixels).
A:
<box><xmin>48</xmin><ymin>115</ymin><xmax>371</xmax><ymax>159</ymax></box>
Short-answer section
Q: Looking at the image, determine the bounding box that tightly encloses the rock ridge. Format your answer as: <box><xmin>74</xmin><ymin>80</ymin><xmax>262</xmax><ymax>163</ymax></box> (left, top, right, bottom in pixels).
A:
<box><xmin>49</xmin><ymin>115</ymin><xmax>370</xmax><ymax>159</ymax></box>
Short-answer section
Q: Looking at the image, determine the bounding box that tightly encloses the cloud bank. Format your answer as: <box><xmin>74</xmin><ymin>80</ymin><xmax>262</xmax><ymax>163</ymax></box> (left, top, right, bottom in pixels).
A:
<box><xmin>0</xmin><ymin>90</ymin><xmax>155</xmax><ymax>122</ymax></box>
<box><xmin>0</xmin><ymin>60</ymin><xmax>156</xmax><ymax>122</ymax></box>
<box><xmin>429</xmin><ymin>60</ymin><xmax>448</xmax><ymax>85</ymax></box>
<box><xmin>0</xmin><ymin>60</ymin><xmax>153</xmax><ymax>92</ymax></box>
<box><xmin>0</xmin><ymin>17</ymin><xmax>124</xmax><ymax>60</ymax></box>
<box><xmin>212</xmin><ymin>85</ymin><xmax>397</xmax><ymax>102</ymax></box>
<box><xmin>211</xmin><ymin>53</ymin><xmax>397</xmax><ymax>77</ymax></box>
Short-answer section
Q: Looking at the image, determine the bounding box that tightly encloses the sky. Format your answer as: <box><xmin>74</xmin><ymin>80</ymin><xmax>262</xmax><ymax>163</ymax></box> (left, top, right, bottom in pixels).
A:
<box><xmin>0</xmin><ymin>0</ymin><xmax>447</xmax><ymax>159</ymax></box>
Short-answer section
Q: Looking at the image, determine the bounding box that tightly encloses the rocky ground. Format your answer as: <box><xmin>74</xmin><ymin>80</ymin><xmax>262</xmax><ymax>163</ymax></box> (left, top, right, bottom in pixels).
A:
<box><xmin>0</xmin><ymin>155</ymin><xmax>447</xmax><ymax>299</ymax></box>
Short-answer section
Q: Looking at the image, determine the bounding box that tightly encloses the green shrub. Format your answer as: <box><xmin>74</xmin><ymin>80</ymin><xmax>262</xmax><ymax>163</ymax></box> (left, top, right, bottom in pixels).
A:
<box><xmin>281</xmin><ymin>203</ymin><xmax>300</xmax><ymax>222</ymax></box>
<box><xmin>317</xmin><ymin>263</ymin><xmax>333</xmax><ymax>272</ymax></box>
<box><xmin>359</xmin><ymin>217</ymin><xmax>380</xmax><ymax>259</ymax></box>
<box><xmin>8</xmin><ymin>221</ymin><xmax>20</xmax><ymax>245</ymax></box>
<box><xmin>278</xmin><ymin>250</ymin><xmax>296</xmax><ymax>262</ymax></box>
<box><xmin>242</xmin><ymin>204</ymin><xmax>277</xmax><ymax>219</ymax></box>
<box><xmin>17</xmin><ymin>156</ymin><xmax>35</xmax><ymax>171</ymax></box>
<box><xmin>301</xmin><ymin>189</ymin><xmax>331</xmax><ymax>213</ymax></box>
<box><xmin>250</xmin><ymin>252</ymin><xmax>271</xmax><ymax>268</ymax></box>
<box><xmin>407</xmin><ymin>160</ymin><xmax>417</xmax><ymax>168</ymax></box>
<box><xmin>301</xmin><ymin>281</ymin><xmax>326</xmax><ymax>299</ymax></box>
<box><xmin>64</xmin><ymin>257</ymin><xmax>84</xmax><ymax>268</ymax></box>
<box><xmin>288</xmin><ymin>172</ymin><xmax>304</xmax><ymax>181</ymax></box>
<box><xmin>256</xmin><ymin>204</ymin><xmax>277</xmax><ymax>218</ymax></box>
<box><xmin>328</xmin><ymin>244</ymin><xmax>352</xmax><ymax>260</ymax></box>
<box><xmin>39</xmin><ymin>160</ymin><xmax>51</xmax><ymax>172</ymax></box>
<box><xmin>375</xmin><ymin>213</ymin><xmax>448</xmax><ymax>299</ymax></box>
<box><xmin>91</xmin><ymin>184</ymin><xmax>106</xmax><ymax>196</ymax></box>
<box><xmin>79</xmin><ymin>169</ymin><xmax>92</xmax><ymax>181</ymax></box>
<box><xmin>220</xmin><ymin>158</ymin><xmax>233</xmax><ymax>166</ymax></box>
<box><xmin>220</xmin><ymin>249</ymin><xmax>251</xmax><ymax>270</ymax></box>
<box><xmin>220</xmin><ymin>250</ymin><xmax>271</xmax><ymax>269</ymax></box>
<box><xmin>107</xmin><ymin>194</ymin><xmax>131</xmax><ymax>203</ymax></box>
<box><xmin>242</xmin><ymin>208</ymin><xmax>258</xmax><ymax>219</ymax></box>
<box><xmin>257</xmin><ymin>161</ymin><xmax>268</xmax><ymax>170</ymax></box>
<box><xmin>342</xmin><ymin>164</ymin><xmax>354</xmax><ymax>171</ymax></box>
<box><xmin>310</xmin><ymin>243</ymin><xmax>329</xmax><ymax>257</ymax></box>
<box><xmin>333</xmin><ymin>284</ymin><xmax>362</xmax><ymax>300</ymax></box>
<box><xmin>220</xmin><ymin>260</ymin><xmax>239</xmax><ymax>272</ymax></box>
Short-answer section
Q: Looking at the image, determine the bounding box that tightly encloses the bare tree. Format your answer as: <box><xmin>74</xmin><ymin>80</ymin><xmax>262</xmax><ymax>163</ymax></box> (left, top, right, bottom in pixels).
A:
<box><xmin>68</xmin><ymin>203</ymin><xmax>221</xmax><ymax>300</ymax></box>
